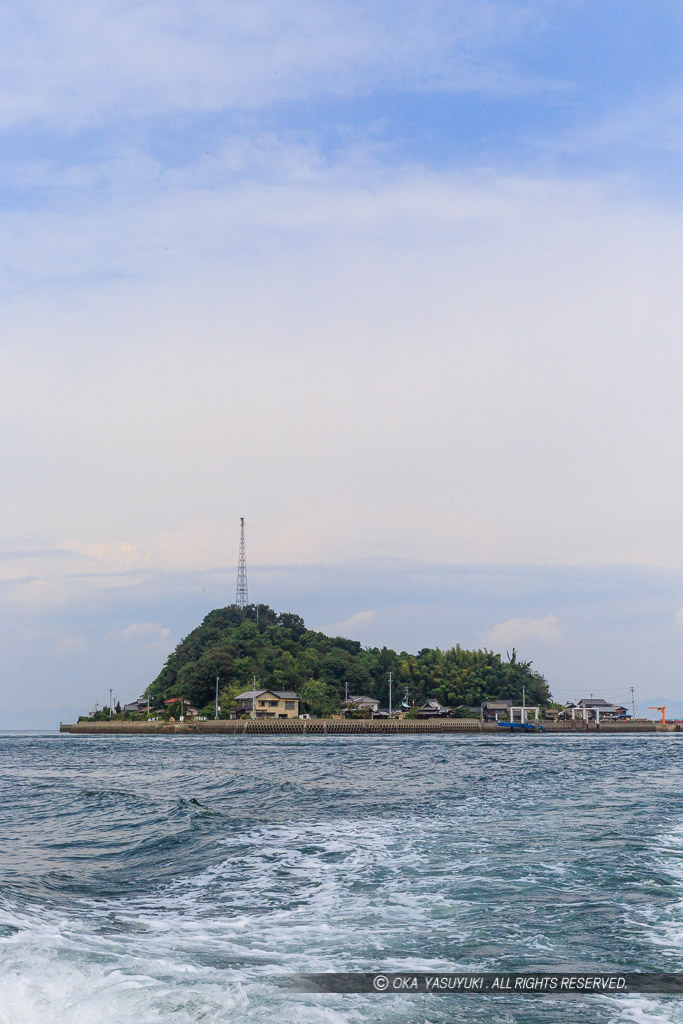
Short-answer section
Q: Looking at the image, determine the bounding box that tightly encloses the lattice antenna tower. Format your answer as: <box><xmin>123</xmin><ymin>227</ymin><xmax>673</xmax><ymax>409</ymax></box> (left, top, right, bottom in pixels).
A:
<box><xmin>236</xmin><ymin>517</ymin><xmax>248</xmax><ymax>608</ymax></box>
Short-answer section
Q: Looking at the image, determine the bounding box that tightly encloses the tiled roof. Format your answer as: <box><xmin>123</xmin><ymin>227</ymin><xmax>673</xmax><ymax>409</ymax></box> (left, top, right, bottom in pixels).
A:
<box><xmin>234</xmin><ymin>690</ymin><xmax>299</xmax><ymax>701</ymax></box>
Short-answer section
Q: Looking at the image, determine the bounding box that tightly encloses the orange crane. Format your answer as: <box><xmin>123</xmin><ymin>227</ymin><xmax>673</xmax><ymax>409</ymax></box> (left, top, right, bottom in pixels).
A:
<box><xmin>649</xmin><ymin>706</ymin><xmax>666</xmax><ymax>724</ymax></box>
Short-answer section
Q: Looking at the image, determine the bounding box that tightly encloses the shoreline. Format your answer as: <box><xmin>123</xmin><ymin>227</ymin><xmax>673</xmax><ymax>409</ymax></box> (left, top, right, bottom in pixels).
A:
<box><xmin>59</xmin><ymin>719</ymin><xmax>673</xmax><ymax>735</ymax></box>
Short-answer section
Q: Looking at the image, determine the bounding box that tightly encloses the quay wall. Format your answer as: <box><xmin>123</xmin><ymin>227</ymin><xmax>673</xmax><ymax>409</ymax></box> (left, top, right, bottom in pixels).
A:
<box><xmin>60</xmin><ymin>718</ymin><xmax>483</xmax><ymax>735</ymax></box>
<box><xmin>59</xmin><ymin>719</ymin><xmax>671</xmax><ymax>736</ymax></box>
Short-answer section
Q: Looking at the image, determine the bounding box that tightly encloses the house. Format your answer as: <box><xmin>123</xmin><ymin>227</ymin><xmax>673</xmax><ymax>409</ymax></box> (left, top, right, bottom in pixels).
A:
<box><xmin>163</xmin><ymin>698</ymin><xmax>199</xmax><ymax>718</ymax></box>
<box><xmin>417</xmin><ymin>699</ymin><xmax>452</xmax><ymax>718</ymax></box>
<box><xmin>563</xmin><ymin>699</ymin><xmax>628</xmax><ymax>722</ymax></box>
<box><xmin>344</xmin><ymin>695</ymin><xmax>380</xmax><ymax>715</ymax></box>
<box><xmin>234</xmin><ymin>689</ymin><xmax>300</xmax><ymax>719</ymax></box>
<box><xmin>482</xmin><ymin>700</ymin><xmax>513</xmax><ymax>722</ymax></box>
<box><xmin>123</xmin><ymin>697</ymin><xmax>151</xmax><ymax>713</ymax></box>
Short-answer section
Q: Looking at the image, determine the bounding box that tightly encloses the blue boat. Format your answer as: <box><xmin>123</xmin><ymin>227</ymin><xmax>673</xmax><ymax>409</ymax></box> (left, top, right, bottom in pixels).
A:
<box><xmin>497</xmin><ymin>721</ymin><xmax>543</xmax><ymax>731</ymax></box>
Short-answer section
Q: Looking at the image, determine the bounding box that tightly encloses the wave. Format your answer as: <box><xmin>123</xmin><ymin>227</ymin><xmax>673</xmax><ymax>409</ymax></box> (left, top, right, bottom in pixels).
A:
<box><xmin>2</xmin><ymin>733</ymin><xmax>683</xmax><ymax>1022</ymax></box>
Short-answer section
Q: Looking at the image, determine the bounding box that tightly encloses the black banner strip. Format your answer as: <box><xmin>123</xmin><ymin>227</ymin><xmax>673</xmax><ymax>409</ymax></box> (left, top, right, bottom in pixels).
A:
<box><xmin>286</xmin><ymin>973</ymin><xmax>683</xmax><ymax>995</ymax></box>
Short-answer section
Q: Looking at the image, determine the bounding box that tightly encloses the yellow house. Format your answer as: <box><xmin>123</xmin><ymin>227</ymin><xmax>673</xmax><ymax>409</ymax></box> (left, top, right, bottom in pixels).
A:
<box><xmin>234</xmin><ymin>689</ymin><xmax>300</xmax><ymax>719</ymax></box>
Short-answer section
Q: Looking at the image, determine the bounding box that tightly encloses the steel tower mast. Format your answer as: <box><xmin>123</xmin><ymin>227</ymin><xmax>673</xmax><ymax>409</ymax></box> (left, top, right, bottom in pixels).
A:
<box><xmin>236</xmin><ymin>517</ymin><xmax>248</xmax><ymax>608</ymax></box>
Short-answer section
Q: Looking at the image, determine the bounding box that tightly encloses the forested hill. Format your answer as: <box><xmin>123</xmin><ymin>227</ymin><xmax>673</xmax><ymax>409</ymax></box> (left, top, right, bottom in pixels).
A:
<box><xmin>147</xmin><ymin>604</ymin><xmax>551</xmax><ymax>717</ymax></box>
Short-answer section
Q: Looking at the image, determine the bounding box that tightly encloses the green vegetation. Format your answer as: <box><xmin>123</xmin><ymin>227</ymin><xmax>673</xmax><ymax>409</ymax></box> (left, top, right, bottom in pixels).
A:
<box><xmin>146</xmin><ymin>604</ymin><xmax>551</xmax><ymax>715</ymax></box>
<box><xmin>79</xmin><ymin>709</ymin><xmax>152</xmax><ymax>723</ymax></box>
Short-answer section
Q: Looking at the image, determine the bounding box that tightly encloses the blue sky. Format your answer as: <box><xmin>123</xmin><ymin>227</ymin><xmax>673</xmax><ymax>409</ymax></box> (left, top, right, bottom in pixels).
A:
<box><xmin>1</xmin><ymin>1</ymin><xmax>682</xmax><ymax>723</ymax></box>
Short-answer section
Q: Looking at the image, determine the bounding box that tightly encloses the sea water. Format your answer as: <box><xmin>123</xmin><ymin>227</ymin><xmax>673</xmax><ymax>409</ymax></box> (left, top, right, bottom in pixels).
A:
<box><xmin>1</xmin><ymin>732</ymin><xmax>683</xmax><ymax>1023</ymax></box>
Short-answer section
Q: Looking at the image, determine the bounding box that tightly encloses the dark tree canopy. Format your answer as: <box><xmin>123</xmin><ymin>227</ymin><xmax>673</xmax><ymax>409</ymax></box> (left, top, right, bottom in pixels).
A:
<box><xmin>146</xmin><ymin>604</ymin><xmax>552</xmax><ymax>715</ymax></box>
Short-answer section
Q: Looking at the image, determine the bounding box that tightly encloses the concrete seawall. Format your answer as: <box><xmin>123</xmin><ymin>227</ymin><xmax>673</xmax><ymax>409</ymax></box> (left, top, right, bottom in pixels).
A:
<box><xmin>59</xmin><ymin>719</ymin><xmax>672</xmax><ymax>736</ymax></box>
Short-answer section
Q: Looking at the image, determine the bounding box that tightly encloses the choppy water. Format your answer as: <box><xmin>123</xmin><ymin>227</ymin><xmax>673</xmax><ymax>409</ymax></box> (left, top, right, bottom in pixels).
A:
<box><xmin>2</xmin><ymin>733</ymin><xmax>683</xmax><ymax>1023</ymax></box>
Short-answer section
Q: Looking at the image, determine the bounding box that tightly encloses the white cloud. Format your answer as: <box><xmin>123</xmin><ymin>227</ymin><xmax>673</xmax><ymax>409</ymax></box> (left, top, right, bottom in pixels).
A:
<box><xmin>54</xmin><ymin>635</ymin><xmax>86</xmax><ymax>655</ymax></box>
<box><xmin>319</xmin><ymin>610</ymin><xmax>377</xmax><ymax>640</ymax></box>
<box><xmin>9</xmin><ymin>577</ymin><xmax>74</xmax><ymax>607</ymax></box>
<box><xmin>482</xmin><ymin>614</ymin><xmax>561</xmax><ymax>650</ymax></box>
<box><xmin>60</xmin><ymin>540</ymin><xmax>149</xmax><ymax>568</ymax></box>
<box><xmin>115</xmin><ymin>623</ymin><xmax>172</xmax><ymax>644</ymax></box>
<box><xmin>0</xmin><ymin>1</ymin><xmax>555</xmax><ymax>129</ymax></box>
<box><xmin>545</xmin><ymin>90</ymin><xmax>683</xmax><ymax>160</ymax></box>
<box><xmin>675</xmin><ymin>607</ymin><xmax>683</xmax><ymax>627</ymax></box>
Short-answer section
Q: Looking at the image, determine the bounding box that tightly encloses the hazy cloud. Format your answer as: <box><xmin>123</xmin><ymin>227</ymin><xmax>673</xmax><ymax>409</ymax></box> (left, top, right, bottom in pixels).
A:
<box><xmin>54</xmin><ymin>635</ymin><xmax>86</xmax><ymax>655</ymax></box>
<box><xmin>114</xmin><ymin>623</ymin><xmax>172</xmax><ymax>645</ymax></box>
<box><xmin>1</xmin><ymin>164</ymin><xmax>681</xmax><ymax>570</ymax></box>
<box><xmin>319</xmin><ymin>609</ymin><xmax>377</xmax><ymax>639</ymax></box>
<box><xmin>482</xmin><ymin>614</ymin><xmax>562</xmax><ymax>650</ymax></box>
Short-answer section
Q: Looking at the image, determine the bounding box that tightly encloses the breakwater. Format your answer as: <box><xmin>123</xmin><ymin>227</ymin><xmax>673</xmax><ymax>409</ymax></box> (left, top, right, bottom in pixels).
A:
<box><xmin>59</xmin><ymin>719</ymin><xmax>671</xmax><ymax>735</ymax></box>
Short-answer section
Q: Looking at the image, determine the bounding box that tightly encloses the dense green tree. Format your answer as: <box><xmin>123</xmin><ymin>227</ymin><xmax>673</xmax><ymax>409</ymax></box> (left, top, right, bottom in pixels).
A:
<box><xmin>298</xmin><ymin>679</ymin><xmax>341</xmax><ymax>717</ymax></box>
<box><xmin>146</xmin><ymin>604</ymin><xmax>552</xmax><ymax>713</ymax></box>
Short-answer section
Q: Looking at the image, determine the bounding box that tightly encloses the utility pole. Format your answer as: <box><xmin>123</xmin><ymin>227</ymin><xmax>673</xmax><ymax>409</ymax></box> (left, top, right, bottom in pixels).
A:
<box><xmin>252</xmin><ymin>674</ymin><xmax>257</xmax><ymax>720</ymax></box>
<box><xmin>630</xmin><ymin>686</ymin><xmax>636</xmax><ymax>719</ymax></box>
<box><xmin>236</xmin><ymin>517</ymin><xmax>248</xmax><ymax>608</ymax></box>
<box><xmin>215</xmin><ymin>676</ymin><xmax>220</xmax><ymax>720</ymax></box>
<box><xmin>109</xmin><ymin>688</ymin><xmax>113</xmax><ymax>718</ymax></box>
<box><xmin>388</xmin><ymin>671</ymin><xmax>392</xmax><ymax>716</ymax></box>
<box><xmin>345</xmin><ymin>680</ymin><xmax>348</xmax><ymax>705</ymax></box>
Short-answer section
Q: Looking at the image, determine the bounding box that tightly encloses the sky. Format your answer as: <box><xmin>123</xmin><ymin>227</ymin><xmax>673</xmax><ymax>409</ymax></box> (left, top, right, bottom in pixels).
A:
<box><xmin>1</xmin><ymin>1</ymin><xmax>683</xmax><ymax>725</ymax></box>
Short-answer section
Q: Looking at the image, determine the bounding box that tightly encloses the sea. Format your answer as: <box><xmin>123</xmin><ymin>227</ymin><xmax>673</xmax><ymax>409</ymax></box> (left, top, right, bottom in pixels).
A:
<box><xmin>1</xmin><ymin>731</ymin><xmax>683</xmax><ymax>1024</ymax></box>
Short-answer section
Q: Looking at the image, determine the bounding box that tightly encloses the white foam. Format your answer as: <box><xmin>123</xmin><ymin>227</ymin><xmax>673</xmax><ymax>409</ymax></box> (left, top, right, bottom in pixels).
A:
<box><xmin>0</xmin><ymin>815</ymin><xmax>473</xmax><ymax>1022</ymax></box>
<box><xmin>607</xmin><ymin>995</ymin><xmax>683</xmax><ymax>1024</ymax></box>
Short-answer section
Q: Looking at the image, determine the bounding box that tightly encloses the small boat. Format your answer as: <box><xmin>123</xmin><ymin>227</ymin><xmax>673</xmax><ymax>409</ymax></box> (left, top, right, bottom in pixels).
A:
<box><xmin>496</xmin><ymin>721</ymin><xmax>543</xmax><ymax>731</ymax></box>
